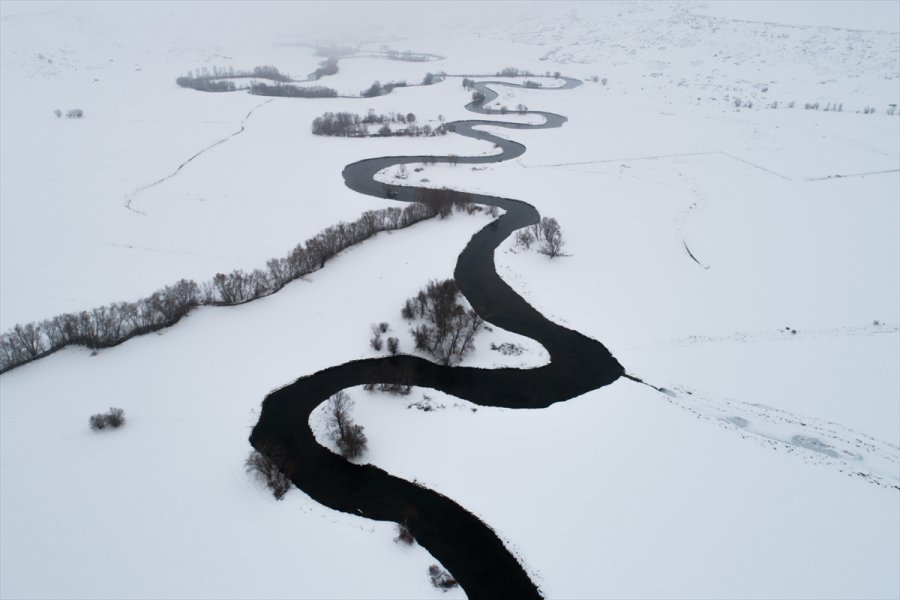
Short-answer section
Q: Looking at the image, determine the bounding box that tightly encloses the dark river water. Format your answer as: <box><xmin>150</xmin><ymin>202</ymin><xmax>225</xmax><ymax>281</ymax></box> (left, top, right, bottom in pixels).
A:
<box><xmin>251</xmin><ymin>77</ymin><xmax>623</xmax><ymax>599</ymax></box>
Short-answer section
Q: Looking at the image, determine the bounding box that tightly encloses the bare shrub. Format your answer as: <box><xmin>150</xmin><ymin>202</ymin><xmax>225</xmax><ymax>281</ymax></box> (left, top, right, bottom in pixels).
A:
<box><xmin>105</xmin><ymin>407</ymin><xmax>126</xmax><ymax>428</ymax></box>
<box><xmin>428</xmin><ymin>564</ymin><xmax>458</xmax><ymax>590</ymax></box>
<box><xmin>89</xmin><ymin>407</ymin><xmax>126</xmax><ymax>431</ymax></box>
<box><xmin>245</xmin><ymin>445</ymin><xmax>293</xmax><ymax>500</ymax></box>
<box><xmin>401</xmin><ymin>299</ymin><xmax>416</xmax><ymax>320</ymax></box>
<box><xmin>387</xmin><ymin>336</ymin><xmax>400</xmax><ymax>355</ymax></box>
<box><xmin>515</xmin><ymin>228</ymin><xmax>535</xmax><ymax>249</ymax></box>
<box><xmin>370</xmin><ymin>333</ymin><xmax>384</xmax><ymax>351</ymax></box>
<box><xmin>395</xmin><ymin>523</ymin><xmax>415</xmax><ymax>545</ymax></box>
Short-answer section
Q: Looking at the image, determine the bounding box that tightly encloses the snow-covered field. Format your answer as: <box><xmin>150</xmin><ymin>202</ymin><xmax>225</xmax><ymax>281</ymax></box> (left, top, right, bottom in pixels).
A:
<box><xmin>1</xmin><ymin>1</ymin><xmax>898</xmax><ymax>598</ymax></box>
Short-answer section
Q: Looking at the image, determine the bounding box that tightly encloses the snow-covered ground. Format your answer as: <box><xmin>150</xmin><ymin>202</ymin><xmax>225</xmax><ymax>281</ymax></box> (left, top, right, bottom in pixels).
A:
<box><xmin>2</xmin><ymin>1</ymin><xmax>898</xmax><ymax>598</ymax></box>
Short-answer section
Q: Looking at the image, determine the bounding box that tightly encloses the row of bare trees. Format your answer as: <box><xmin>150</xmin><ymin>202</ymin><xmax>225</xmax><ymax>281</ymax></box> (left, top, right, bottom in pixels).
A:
<box><xmin>176</xmin><ymin>65</ymin><xmax>292</xmax><ymax>92</ymax></box>
<box><xmin>361</xmin><ymin>80</ymin><xmax>408</xmax><ymax>98</ymax></box>
<box><xmin>249</xmin><ymin>83</ymin><xmax>337</xmax><ymax>98</ymax></box>
<box><xmin>0</xmin><ymin>204</ymin><xmax>448</xmax><ymax>373</ymax></box>
<box><xmin>180</xmin><ymin>65</ymin><xmax>291</xmax><ymax>82</ymax></box>
<box><xmin>312</xmin><ymin>111</ymin><xmax>449</xmax><ymax>137</ymax></box>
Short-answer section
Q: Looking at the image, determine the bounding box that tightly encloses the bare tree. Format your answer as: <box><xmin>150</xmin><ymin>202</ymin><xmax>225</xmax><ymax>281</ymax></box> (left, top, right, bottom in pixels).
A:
<box><xmin>538</xmin><ymin>216</ymin><xmax>566</xmax><ymax>258</ymax></box>
<box><xmin>327</xmin><ymin>391</ymin><xmax>368</xmax><ymax>459</ymax></box>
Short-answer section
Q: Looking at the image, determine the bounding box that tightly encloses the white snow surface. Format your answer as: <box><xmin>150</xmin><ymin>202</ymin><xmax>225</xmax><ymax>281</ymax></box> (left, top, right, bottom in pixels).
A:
<box><xmin>2</xmin><ymin>1</ymin><xmax>898</xmax><ymax>599</ymax></box>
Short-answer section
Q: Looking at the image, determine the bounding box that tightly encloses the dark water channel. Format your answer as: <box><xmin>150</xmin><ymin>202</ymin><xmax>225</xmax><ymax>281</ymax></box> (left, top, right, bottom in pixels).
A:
<box><xmin>250</xmin><ymin>78</ymin><xmax>623</xmax><ymax>599</ymax></box>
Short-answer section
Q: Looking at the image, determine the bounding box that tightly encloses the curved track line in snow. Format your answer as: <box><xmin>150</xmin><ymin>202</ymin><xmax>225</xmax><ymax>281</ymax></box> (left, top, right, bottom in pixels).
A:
<box><xmin>123</xmin><ymin>99</ymin><xmax>273</xmax><ymax>216</ymax></box>
<box><xmin>804</xmin><ymin>168</ymin><xmax>900</xmax><ymax>181</ymax></box>
<box><xmin>526</xmin><ymin>151</ymin><xmax>899</xmax><ymax>183</ymax></box>
<box><xmin>250</xmin><ymin>77</ymin><xmax>624</xmax><ymax>599</ymax></box>
<box><xmin>682</xmin><ymin>240</ymin><xmax>710</xmax><ymax>269</ymax></box>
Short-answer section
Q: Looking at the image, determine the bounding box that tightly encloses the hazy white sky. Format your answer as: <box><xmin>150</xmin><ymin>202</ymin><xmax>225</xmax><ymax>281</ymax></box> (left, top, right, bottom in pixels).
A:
<box><xmin>2</xmin><ymin>1</ymin><xmax>897</xmax><ymax>42</ymax></box>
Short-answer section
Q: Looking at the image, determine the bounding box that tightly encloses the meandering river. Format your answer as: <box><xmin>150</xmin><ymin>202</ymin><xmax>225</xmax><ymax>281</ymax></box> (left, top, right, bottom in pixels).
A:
<box><xmin>250</xmin><ymin>77</ymin><xmax>624</xmax><ymax>599</ymax></box>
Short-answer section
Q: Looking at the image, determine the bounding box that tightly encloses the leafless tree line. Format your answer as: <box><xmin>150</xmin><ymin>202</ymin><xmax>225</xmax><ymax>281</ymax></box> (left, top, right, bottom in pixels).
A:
<box><xmin>361</xmin><ymin>80</ymin><xmax>408</xmax><ymax>98</ymax></box>
<box><xmin>313</xmin><ymin>110</ymin><xmax>449</xmax><ymax>137</ymax></box>
<box><xmin>250</xmin><ymin>83</ymin><xmax>337</xmax><ymax>98</ymax></box>
<box><xmin>382</xmin><ymin>47</ymin><xmax>435</xmax><ymax>62</ymax></box>
<box><xmin>0</xmin><ymin>204</ymin><xmax>448</xmax><ymax>373</ymax></box>
<box><xmin>176</xmin><ymin>65</ymin><xmax>292</xmax><ymax>92</ymax></box>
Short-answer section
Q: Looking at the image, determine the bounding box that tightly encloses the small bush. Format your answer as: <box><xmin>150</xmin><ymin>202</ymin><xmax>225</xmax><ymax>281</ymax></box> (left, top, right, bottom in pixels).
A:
<box><xmin>515</xmin><ymin>228</ymin><xmax>535</xmax><ymax>249</ymax></box>
<box><xmin>89</xmin><ymin>407</ymin><xmax>126</xmax><ymax>430</ymax></box>
<box><xmin>105</xmin><ymin>407</ymin><xmax>125</xmax><ymax>427</ymax></box>
<box><xmin>370</xmin><ymin>324</ymin><xmax>385</xmax><ymax>351</ymax></box>
<box><xmin>387</xmin><ymin>336</ymin><xmax>400</xmax><ymax>355</ymax></box>
<box><xmin>245</xmin><ymin>447</ymin><xmax>293</xmax><ymax>500</ymax></box>
<box><xmin>370</xmin><ymin>333</ymin><xmax>384</xmax><ymax>351</ymax></box>
<box><xmin>395</xmin><ymin>523</ymin><xmax>415</xmax><ymax>545</ymax></box>
<box><xmin>428</xmin><ymin>564</ymin><xmax>458</xmax><ymax>590</ymax></box>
